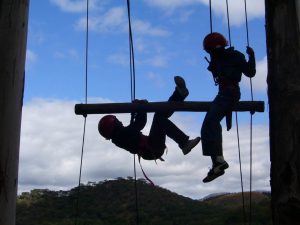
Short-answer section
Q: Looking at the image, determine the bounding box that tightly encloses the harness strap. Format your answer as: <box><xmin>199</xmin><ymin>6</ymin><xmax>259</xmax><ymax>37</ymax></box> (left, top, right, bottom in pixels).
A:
<box><xmin>218</xmin><ymin>79</ymin><xmax>239</xmax><ymax>90</ymax></box>
<box><xmin>226</xmin><ymin>111</ymin><xmax>233</xmax><ymax>131</ymax></box>
<box><xmin>136</xmin><ymin>135</ymin><xmax>166</xmax><ymax>185</ymax></box>
<box><xmin>219</xmin><ymin>82</ymin><xmax>239</xmax><ymax>131</ymax></box>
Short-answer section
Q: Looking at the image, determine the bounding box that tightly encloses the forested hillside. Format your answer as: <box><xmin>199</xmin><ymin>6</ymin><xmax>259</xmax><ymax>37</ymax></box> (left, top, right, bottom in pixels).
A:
<box><xmin>17</xmin><ymin>178</ymin><xmax>271</xmax><ymax>225</ymax></box>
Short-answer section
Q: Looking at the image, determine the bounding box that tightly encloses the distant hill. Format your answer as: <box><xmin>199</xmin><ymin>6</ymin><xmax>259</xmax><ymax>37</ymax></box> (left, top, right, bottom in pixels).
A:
<box><xmin>16</xmin><ymin>177</ymin><xmax>271</xmax><ymax>225</ymax></box>
<box><xmin>203</xmin><ymin>191</ymin><xmax>270</xmax><ymax>209</ymax></box>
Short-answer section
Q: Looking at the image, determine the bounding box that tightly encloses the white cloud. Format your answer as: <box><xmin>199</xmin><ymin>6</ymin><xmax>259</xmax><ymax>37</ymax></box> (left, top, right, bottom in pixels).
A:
<box><xmin>177</xmin><ymin>10</ymin><xmax>195</xmax><ymax>23</ymax></box>
<box><xmin>212</xmin><ymin>0</ymin><xmax>265</xmax><ymax>26</ymax></box>
<box><xmin>29</xmin><ymin>29</ymin><xmax>45</xmax><ymax>45</ymax></box>
<box><xmin>26</xmin><ymin>49</ymin><xmax>38</xmax><ymax>70</ymax></box>
<box><xmin>241</xmin><ymin>56</ymin><xmax>268</xmax><ymax>93</ymax></box>
<box><xmin>107</xmin><ymin>52</ymin><xmax>169</xmax><ymax>68</ymax></box>
<box><xmin>146</xmin><ymin>72</ymin><xmax>165</xmax><ymax>88</ymax></box>
<box><xmin>75</xmin><ymin>7</ymin><xmax>127</xmax><ymax>32</ymax></box>
<box><xmin>26</xmin><ymin>49</ymin><xmax>38</xmax><ymax>63</ymax></box>
<box><xmin>144</xmin><ymin>0</ymin><xmax>265</xmax><ymax>26</ymax></box>
<box><xmin>75</xmin><ymin>6</ymin><xmax>170</xmax><ymax>37</ymax></box>
<box><xmin>144</xmin><ymin>0</ymin><xmax>204</xmax><ymax>11</ymax></box>
<box><xmin>53</xmin><ymin>49</ymin><xmax>80</xmax><ymax>60</ymax></box>
<box><xmin>19</xmin><ymin>98</ymin><xmax>270</xmax><ymax>199</ymax></box>
<box><xmin>141</xmin><ymin>55</ymin><xmax>169</xmax><ymax>67</ymax></box>
<box><xmin>132</xmin><ymin>20</ymin><xmax>170</xmax><ymax>37</ymax></box>
<box><xmin>134</xmin><ymin>38</ymin><xmax>147</xmax><ymax>52</ymax></box>
<box><xmin>50</xmin><ymin>0</ymin><xmax>100</xmax><ymax>13</ymax></box>
<box><xmin>252</xmin><ymin>56</ymin><xmax>268</xmax><ymax>92</ymax></box>
<box><xmin>19</xmin><ymin>98</ymin><xmax>134</xmax><ymax>192</ymax></box>
<box><xmin>107</xmin><ymin>53</ymin><xmax>129</xmax><ymax>66</ymax></box>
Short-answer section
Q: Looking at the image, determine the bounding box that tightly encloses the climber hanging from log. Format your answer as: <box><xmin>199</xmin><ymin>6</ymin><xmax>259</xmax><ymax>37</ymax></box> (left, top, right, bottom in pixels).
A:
<box><xmin>98</xmin><ymin>76</ymin><xmax>201</xmax><ymax>161</ymax></box>
<box><xmin>201</xmin><ymin>32</ymin><xmax>256</xmax><ymax>183</ymax></box>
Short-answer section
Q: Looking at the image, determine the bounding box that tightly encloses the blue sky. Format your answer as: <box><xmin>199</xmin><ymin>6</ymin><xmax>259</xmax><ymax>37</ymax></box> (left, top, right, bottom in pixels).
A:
<box><xmin>20</xmin><ymin>0</ymin><xmax>269</xmax><ymax>199</ymax></box>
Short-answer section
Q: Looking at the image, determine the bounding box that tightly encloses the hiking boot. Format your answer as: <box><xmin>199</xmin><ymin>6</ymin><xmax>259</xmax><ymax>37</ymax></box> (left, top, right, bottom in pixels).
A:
<box><xmin>181</xmin><ymin>137</ymin><xmax>201</xmax><ymax>155</ymax></box>
<box><xmin>203</xmin><ymin>161</ymin><xmax>229</xmax><ymax>183</ymax></box>
<box><xmin>174</xmin><ymin>76</ymin><xmax>189</xmax><ymax>98</ymax></box>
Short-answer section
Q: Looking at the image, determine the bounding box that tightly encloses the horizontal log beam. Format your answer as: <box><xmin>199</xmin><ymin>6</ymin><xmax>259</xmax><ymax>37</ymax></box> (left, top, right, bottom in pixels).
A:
<box><xmin>75</xmin><ymin>101</ymin><xmax>264</xmax><ymax>115</ymax></box>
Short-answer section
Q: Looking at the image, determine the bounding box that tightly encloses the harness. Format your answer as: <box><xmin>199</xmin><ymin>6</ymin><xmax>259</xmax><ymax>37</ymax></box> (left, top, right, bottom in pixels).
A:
<box><xmin>137</xmin><ymin>135</ymin><xmax>165</xmax><ymax>185</ymax></box>
<box><xmin>218</xmin><ymin>79</ymin><xmax>240</xmax><ymax>131</ymax></box>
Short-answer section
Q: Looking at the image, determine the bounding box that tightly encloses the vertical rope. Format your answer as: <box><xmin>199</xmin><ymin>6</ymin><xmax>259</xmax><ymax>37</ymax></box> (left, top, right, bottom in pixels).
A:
<box><xmin>235</xmin><ymin>112</ymin><xmax>247</xmax><ymax>225</ymax></box>
<box><xmin>209</xmin><ymin>0</ymin><xmax>213</xmax><ymax>33</ymax></box>
<box><xmin>84</xmin><ymin>0</ymin><xmax>89</xmax><ymax>104</ymax></box>
<box><xmin>126</xmin><ymin>1</ymin><xmax>139</xmax><ymax>225</ymax></box>
<box><xmin>133</xmin><ymin>153</ymin><xmax>139</xmax><ymax>225</ymax></box>
<box><xmin>244</xmin><ymin>0</ymin><xmax>250</xmax><ymax>47</ymax></box>
<box><xmin>249</xmin><ymin>110</ymin><xmax>253</xmax><ymax>225</ymax></box>
<box><xmin>243</xmin><ymin>0</ymin><xmax>253</xmax><ymax>224</ymax></box>
<box><xmin>225</xmin><ymin>0</ymin><xmax>232</xmax><ymax>46</ymax></box>
<box><xmin>127</xmin><ymin>0</ymin><xmax>136</xmax><ymax>101</ymax></box>
<box><xmin>74</xmin><ymin>0</ymin><xmax>89</xmax><ymax>224</ymax></box>
<box><xmin>75</xmin><ymin>118</ymin><xmax>87</xmax><ymax>225</ymax></box>
<box><xmin>225</xmin><ymin>1</ymin><xmax>246</xmax><ymax>224</ymax></box>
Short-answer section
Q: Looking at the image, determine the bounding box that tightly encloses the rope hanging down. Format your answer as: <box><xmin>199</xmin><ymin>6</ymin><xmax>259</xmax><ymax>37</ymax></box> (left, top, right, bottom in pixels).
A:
<box><xmin>225</xmin><ymin>0</ymin><xmax>255</xmax><ymax>224</ymax></box>
<box><xmin>74</xmin><ymin>0</ymin><xmax>89</xmax><ymax>224</ymax></box>
<box><xmin>243</xmin><ymin>0</ymin><xmax>254</xmax><ymax>224</ymax></box>
<box><xmin>126</xmin><ymin>1</ymin><xmax>140</xmax><ymax>225</ymax></box>
<box><xmin>223</xmin><ymin>1</ymin><xmax>248</xmax><ymax>225</ymax></box>
<box><xmin>208</xmin><ymin>1</ymin><xmax>255</xmax><ymax>224</ymax></box>
<box><xmin>209</xmin><ymin>0</ymin><xmax>213</xmax><ymax>33</ymax></box>
<box><xmin>225</xmin><ymin>0</ymin><xmax>232</xmax><ymax>47</ymax></box>
<box><xmin>75</xmin><ymin>1</ymin><xmax>141</xmax><ymax>224</ymax></box>
<box><xmin>127</xmin><ymin>0</ymin><xmax>136</xmax><ymax>102</ymax></box>
<box><xmin>223</xmin><ymin>2</ymin><xmax>246</xmax><ymax>224</ymax></box>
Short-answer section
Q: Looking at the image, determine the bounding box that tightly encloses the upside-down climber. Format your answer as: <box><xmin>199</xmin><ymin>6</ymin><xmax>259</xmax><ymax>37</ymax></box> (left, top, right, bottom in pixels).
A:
<box><xmin>201</xmin><ymin>32</ymin><xmax>256</xmax><ymax>183</ymax></box>
<box><xmin>98</xmin><ymin>76</ymin><xmax>201</xmax><ymax>161</ymax></box>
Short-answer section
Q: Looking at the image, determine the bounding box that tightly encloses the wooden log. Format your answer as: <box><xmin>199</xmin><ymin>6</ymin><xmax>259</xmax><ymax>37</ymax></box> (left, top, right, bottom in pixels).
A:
<box><xmin>75</xmin><ymin>101</ymin><xmax>264</xmax><ymax>115</ymax></box>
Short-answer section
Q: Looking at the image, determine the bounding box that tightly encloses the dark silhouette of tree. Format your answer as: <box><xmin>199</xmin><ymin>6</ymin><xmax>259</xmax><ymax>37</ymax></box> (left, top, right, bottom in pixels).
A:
<box><xmin>16</xmin><ymin>179</ymin><xmax>272</xmax><ymax>225</ymax></box>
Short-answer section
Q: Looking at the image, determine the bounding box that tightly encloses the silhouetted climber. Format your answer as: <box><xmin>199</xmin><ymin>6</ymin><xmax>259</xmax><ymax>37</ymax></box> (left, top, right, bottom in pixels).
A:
<box><xmin>98</xmin><ymin>76</ymin><xmax>201</xmax><ymax>161</ymax></box>
<box><xmin>201</xmin><ymin>32</ymin><xmax>256</xmax><ymax>183</ymax></box>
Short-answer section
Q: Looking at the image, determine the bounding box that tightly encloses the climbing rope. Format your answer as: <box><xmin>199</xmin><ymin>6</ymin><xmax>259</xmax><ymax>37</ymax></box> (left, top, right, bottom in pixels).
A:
<box><xmin>235</xmin><ymin>112</ymin><xmax>247</xmax><ymax>225</ymax></box>
<box><xmin>223</xmin><ymin>1</ymin><xmax>248</xmax><ymax>224</ymax></box>
<box><xmin>74</xmin><ymin>0</ymin><xmax>89</xmax><ymax>224</ymax></box>
<box><xmin>209</xmin><ymin>0</ymin><xmax>213</xmax><ymax>33</ymax></box>
<box><xmin>127</xmin><ymin>0</ymin><xmax>136</xmax><ymax>101</ymax></box>
<box><xmin>225</xmin><ymin>0</ymin><xmax>232</xmax><ymax>47</ymax></box>
<box><xmin>126</xmin><ymin>1</ymin><xmax>140</xmax><ymax>224</ymax></box>
<box><xmin>224</xmin><ymin>0</ymin><xmax>255</xmax><ymax>224</ymax></box>
<box><xmin>243</xmin><ymin>0</ymin><xmax>254</xmax><ymax>224</ymax></box>
<box><xmin>223</xmin><ymin>1</ymin><xmax>246</xmax><ymax>224</ymax></box>
<box><xmin>226</xmin><ymin>0</ymin><xmax>251</xmax><ymax>225</ymax></box>
<box><xmin>75</xmin><ymin>2</ymin><xmax>140</xmax><ymax>224</ymax></box>
<box><xmin>208</xmin><ymin>0</ymin><xmax>255</xmax><ymax>224</ymax></box>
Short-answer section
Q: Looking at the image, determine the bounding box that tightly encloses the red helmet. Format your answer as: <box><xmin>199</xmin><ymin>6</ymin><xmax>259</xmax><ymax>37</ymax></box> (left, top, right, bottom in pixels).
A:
<box><xmin>203</xmin><ymin>32</ymin><xmax>228</xmax><ymax>51</ymax></box>
<box><xmin>98</xmin><ymin>115</ymin><xmax>117</xmax><ymax>139</ymax></box>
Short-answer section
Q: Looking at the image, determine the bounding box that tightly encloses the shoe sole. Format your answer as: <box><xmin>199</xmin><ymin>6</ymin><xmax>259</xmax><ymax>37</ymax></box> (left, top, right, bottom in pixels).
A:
<box><xmin>203</xmin><ymin>170</ymin><xmax>225</xmax><ymax>183</ymax></box>
<box><xmin>212</xmin><ymin>162</ymin><xmax>229</xmax><ymax>174</ymax></box>
<box><xmin>202</xmin><ymin>162</ymin><xmax>229</xmax><ymax>183</ymax></box>
<box><xmin>183</xmin><ymin>137</ymin><xmax>201</xmax><ymax>155</ymax></box>
<box><xmin>219</xmin><ymin>162</ymin><xmax>229</xmax><ymax>171</ymax></box>
<box><xmin>174</xmin><ymin>76</ymin><xmax>189</xmax><ymax>98</ymax></box>
<box><xmin>174</xmin><ymin>76</ymin><xmax>186</xmax><ymax>89</ymax></box>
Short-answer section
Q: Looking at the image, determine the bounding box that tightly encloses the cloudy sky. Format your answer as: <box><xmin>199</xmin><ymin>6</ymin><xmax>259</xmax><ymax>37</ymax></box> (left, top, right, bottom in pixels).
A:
<box><xmin>21</xmin><ymin>0</ymin><xmax>269</xmax><ymax>199</ymax></box>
